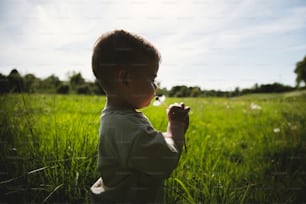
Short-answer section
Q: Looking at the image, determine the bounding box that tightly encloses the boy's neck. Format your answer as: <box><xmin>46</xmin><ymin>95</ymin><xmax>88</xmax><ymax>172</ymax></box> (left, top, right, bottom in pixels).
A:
<box><xmin>105</xmin><ymin>93</ymin><xmax>135</xmax><ymax>110</ymax></box>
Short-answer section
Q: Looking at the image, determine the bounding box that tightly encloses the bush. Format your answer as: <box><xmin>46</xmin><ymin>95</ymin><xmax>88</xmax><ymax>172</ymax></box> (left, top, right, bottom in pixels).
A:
<box><xmin>76</xmin><ymin>85</ymin><xmax>91</xmax><ymax>95</ymax></box>
<box><xmin>57</xmin><ymin>84</ymin><xmax>70</xmax><ymax>94</ymax></box>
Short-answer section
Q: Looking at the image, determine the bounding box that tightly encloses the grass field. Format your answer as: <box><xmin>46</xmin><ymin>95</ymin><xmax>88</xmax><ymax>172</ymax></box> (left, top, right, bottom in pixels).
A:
<box><xmin>0</xmin><ymin>92</ymin><xmax>306</xmax><ymax>203</ymax></box>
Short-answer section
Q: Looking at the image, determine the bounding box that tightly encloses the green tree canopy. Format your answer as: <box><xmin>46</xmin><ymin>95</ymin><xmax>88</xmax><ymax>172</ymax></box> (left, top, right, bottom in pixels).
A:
<box><xmin>41</xmin><ymin>74</ymin><xmax>61</xmax><ymax>90</ymax></box>
<box><xmin>294</xmin><ymin>56</ymin><xmax>306</xmax><ymax>87</ymax></box>
<box><xmin>69</xmin><ymin>72</ymin><xmax>85</xmax><ymax>90</ymax></box>
<box><xmin>7</xmin><ymin>69</ymin><xmax>24</xmax><ymax>92</ymax></box>
<box><xmin>24</xmin><ymin>73</ymin><xmax>39</xmax><ymax>93</ymax></box>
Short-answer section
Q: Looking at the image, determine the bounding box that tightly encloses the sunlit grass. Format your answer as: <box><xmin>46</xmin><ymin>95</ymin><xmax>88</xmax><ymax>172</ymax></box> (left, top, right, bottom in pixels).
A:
<box><xmin>0</xmin><ymin>93</ymin><xmax>305</xmax><ymax>203</ymax></box>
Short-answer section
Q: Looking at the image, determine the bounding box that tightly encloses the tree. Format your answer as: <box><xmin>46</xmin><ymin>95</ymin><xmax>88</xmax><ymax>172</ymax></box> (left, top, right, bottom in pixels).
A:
<box><xmin>77</xmin><ymin>85</ymin><xmax>91</xmax><ymax>95</ymax></box>
<box><xmin>294</xmin><ymin>56</ymin><xmax>306</xmax><ymax>87</ymax></box>
<box><xmin>45</xmin><ymin>75</ymin><xmax>61</xmax><ymax>87</ymax></box>
<box><xmin>169</xmin><ymin>85</ymin><xmax>191</xmax><ymax>97</ymax></box>
<box><xmin>57</xmin><ymin>84</ymin><xmax>70</xmax><ymax>94</ymax></box>
<box><xmin>190</xmin><ymin>86</ymin><xmax>202</xmax><ymax>97</ymax></box>
<box><xmin>40</xmin><ymin>74</ymin><xmax>61</xmax><ymax>92</ymax></box>
<box><xmin>7</xmin><ymin>69</ymin><xmax>24</xmax><ymax>93</ymax></box>
<box><xmin>24</xmin><ymin>74</ymin><xmax>39</xmax><ymax>93</ymax></box>
<box><xmin>69</xmin><ymin>72</ymin><xmax>85</xmax><ymax>90</ymax></box>
<box><xmin>0</xmin><ymin>73</ymin><xmax>9</xmax><ymax>93</ymax></box>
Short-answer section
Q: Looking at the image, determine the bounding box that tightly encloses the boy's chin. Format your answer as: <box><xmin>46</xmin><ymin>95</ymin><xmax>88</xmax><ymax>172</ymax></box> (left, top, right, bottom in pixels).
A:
<box><xmin>135</xmin><ymin>102</ymin><xmax>150</xmax><ymax>109</ymax></box>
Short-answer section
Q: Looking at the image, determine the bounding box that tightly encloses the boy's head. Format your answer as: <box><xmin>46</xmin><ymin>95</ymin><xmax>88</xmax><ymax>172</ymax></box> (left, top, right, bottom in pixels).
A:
<box><xmin>92</xmin><ymin>30</ymin><xmax>161</xmax><ymax>94</ymax></box>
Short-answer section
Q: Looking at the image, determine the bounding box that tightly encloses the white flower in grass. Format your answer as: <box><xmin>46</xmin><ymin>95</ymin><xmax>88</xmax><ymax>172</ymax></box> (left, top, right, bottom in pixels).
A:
<box><xmin>250</xmin><ymin>102</ymin><xmax>262</xmax><ymax>111</ymax></box>
<box><xmin>153</xmin><ymin>95</ymin><xmax>166</xmax><ymax>106</ymax></box>
<box><xmin>273</xmin><ymin>128</ymin><xmax>280</xmax><ymax>133</ymax></box>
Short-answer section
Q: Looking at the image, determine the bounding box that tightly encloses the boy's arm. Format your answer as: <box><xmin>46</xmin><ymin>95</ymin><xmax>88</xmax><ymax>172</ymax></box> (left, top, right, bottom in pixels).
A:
<box><xmin>128</xmin><ymin>104</ymin><xmax>190</xmax><ymax>177</ymax></box>
<box><xmin>164</xmin><ymin>103</ymin><xmax>190</xmax><ymax>153</ymax></box>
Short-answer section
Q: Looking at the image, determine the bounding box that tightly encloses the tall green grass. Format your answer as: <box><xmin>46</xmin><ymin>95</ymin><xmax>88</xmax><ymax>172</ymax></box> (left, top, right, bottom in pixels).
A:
<box><xmin>0</xmin><ymin>93</ymin><xmax>305</xmax><ymax>203</ymax></box>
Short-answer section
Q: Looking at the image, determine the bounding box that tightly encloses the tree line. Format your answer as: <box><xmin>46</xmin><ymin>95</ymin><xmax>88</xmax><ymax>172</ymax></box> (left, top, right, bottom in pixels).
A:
<box><xmin>0</xmin><ymin>55</ymin><xmax>305</xmax><ymax>97</ymax></box>
<box><xmin>0</xmin><ymin>68</ymin><xmax>301</xmax><ymax>97</ymax></box>
<box><xmin>0</xmin><ymin>69</ymin><xmax>104</xmax><ymax>95</ymax></box>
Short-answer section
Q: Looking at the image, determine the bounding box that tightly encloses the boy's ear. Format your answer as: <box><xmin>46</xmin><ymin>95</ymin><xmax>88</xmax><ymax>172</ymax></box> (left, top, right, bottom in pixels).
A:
<box><xmin>118</xmin><ymin>70</ymin><xmax>129</xmax><ymax>87</ymax></box>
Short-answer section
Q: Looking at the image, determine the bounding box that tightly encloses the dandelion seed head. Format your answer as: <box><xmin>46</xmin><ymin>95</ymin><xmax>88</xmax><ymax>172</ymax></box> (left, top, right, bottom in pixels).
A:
<box><xmin>153</xmin><ymin>95</ymin><xmax>166</xmax><ymax>106</ymax></box>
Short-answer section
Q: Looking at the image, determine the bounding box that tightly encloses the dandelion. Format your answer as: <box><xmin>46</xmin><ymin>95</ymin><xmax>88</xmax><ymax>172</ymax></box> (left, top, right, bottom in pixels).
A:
<box><xmin>153</xmin><ymin>95</ymin><xmax>166</xmax><ymax>106</ymax></box>
<box><xmin>250</xmin><ymin>102</ymin><xmax>262</xmax><ymax>111</ymax></box>
<box><xmin>273</xmin><ymin>128</ymin><xmax>280</xmax><ymax>133</ymax></box>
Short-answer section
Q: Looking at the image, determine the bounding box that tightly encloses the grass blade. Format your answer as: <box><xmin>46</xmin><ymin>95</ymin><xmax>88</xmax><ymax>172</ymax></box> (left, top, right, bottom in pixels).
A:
<box><xmin>42</xmin><ymin>183</ymin><xmax>64</xmax><ymax>204</ymax></box>
<box><xmin>173</xmin><ymin>177</ymin><xmax>195</xmax><ymax>204</ymax></box>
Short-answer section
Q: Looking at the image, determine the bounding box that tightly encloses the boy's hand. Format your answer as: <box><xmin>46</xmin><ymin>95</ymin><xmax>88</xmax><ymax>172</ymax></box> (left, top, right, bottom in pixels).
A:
<box><xmin>167</xmin><ymin>103</ymin><xmax>190</xmax><ymax>132</ymax></box>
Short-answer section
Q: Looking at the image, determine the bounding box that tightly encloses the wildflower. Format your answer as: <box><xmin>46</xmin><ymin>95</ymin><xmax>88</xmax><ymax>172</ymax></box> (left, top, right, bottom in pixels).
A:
<box><xmin>250</xmin><ymin>102</ymin><xmax>262</xmax><ymax>111</ymax></box>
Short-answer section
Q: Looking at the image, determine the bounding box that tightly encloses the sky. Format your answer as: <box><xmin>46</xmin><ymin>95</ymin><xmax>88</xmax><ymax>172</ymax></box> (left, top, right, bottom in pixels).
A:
<box><xmin>0</xmin><ymin>0</ymin><xmax>306</xmax><ymax>90</ymax></box>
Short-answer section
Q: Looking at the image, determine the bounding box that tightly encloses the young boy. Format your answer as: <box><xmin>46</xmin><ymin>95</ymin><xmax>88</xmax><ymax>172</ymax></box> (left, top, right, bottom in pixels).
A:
<box><xmin>90</xmin><ymin>30</ymin><xmax>190</xmax><ymax>203</ymax></box>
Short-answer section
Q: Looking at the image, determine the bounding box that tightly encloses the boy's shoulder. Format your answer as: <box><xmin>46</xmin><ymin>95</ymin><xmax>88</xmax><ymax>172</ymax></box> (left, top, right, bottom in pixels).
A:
<box><xmin>100</xmin><ymin>108</ymin><xmax>156</xmax><ymax>137</ymax></box>
<box><xmin>101</xmin><ymin>108</ymin><xmax>147</xmax><ymax>126</ymax></box>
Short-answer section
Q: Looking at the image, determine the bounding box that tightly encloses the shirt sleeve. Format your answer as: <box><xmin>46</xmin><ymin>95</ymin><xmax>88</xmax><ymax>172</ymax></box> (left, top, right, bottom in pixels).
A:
<box><xmin>127</xmin><ymin>115</ymin><xmax>180</xmax><ymax>178</ymax></box>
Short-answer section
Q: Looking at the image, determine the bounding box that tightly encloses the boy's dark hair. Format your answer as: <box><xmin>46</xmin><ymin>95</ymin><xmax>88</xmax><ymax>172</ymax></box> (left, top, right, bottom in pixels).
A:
<box><xmin>92</xmin><ymin>30</ymin><xmax>161</xmax><ymax>92</ymax></box>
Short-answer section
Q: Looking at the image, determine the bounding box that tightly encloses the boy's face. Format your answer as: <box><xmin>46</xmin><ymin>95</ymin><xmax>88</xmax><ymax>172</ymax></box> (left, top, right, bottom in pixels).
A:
<box><xmin>126</xmin><ymin>59</ymin><xmax>158</xmax><ymax>109</ymax></box>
